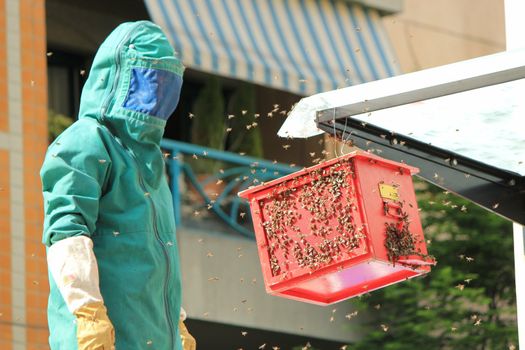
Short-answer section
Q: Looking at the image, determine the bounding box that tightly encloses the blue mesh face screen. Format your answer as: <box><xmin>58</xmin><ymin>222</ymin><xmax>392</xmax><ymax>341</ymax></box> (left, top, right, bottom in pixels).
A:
<box><xmin>123</xmin><ymin>67</ymin><xmax>183</xmax><ymax>120</ymax></box>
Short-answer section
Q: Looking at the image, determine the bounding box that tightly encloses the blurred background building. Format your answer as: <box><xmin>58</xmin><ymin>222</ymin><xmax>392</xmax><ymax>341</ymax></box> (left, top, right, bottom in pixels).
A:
<box><xmin>0</xmin><ymin>0</ymin><xmax>506</xmax><ymax>349</ymax></box>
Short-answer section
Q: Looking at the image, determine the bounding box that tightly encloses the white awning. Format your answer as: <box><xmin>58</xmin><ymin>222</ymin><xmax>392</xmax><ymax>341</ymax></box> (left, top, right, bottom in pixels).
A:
<box><xmin>280</xmin><ymin>48</ymin><xmax>525</xmax><ymax>165</ymax></box>
<box><xmin>145</xmin><ymin>0</ymin><xmax>401</xmax><ymax>95</ymax></box>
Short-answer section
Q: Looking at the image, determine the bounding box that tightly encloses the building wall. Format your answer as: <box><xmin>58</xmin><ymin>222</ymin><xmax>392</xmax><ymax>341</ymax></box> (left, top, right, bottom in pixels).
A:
<box><xmin>383</xmin><ymin>0</ymin><xmax>506</xmax><ymax>72</ymax></box>
<box><xmin>0</xmin><ymin>0</ymin><xmax>49</xmax><ymax>349</ymax></box>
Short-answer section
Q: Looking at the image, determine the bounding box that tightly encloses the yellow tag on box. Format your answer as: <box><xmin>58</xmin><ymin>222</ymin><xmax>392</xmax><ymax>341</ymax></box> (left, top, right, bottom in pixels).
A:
<box><xmin>379</xmin><ymin>184</ymin><xmax>399</xmax><ymax>201</ymax></box>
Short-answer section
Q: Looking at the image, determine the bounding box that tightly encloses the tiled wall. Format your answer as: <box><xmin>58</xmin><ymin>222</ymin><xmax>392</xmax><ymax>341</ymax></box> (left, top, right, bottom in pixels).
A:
<box><xmin>0</xmin><ymin>0</ymin><xmax>48</xmax><ymax>349</ymax></box>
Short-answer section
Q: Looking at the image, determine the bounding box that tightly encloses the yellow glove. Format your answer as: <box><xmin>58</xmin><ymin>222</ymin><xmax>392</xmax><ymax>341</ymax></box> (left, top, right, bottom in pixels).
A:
<box><xmin>179</xmin><ymin>320</ymin><xmax>196</xmax><ymax>350</ymax></box>
<box><xmin>74</xmin><ymin>301</ymin><xmax>115</xmax><ymax>350</ymax></box>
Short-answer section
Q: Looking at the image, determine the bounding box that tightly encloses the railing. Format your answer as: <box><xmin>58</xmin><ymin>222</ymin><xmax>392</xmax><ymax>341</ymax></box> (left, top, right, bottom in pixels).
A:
<box><xmin>161</xmin><ymin>139</ymin><xmax>297</xmax><ymax>238</ymax></box>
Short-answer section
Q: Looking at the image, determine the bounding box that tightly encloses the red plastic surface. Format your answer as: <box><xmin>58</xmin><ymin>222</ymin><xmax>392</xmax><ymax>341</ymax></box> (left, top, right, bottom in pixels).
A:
<box><xmin>239</xmin><ymin>151</ymin><xmax>432</xmax><ymax>305</ymax></box>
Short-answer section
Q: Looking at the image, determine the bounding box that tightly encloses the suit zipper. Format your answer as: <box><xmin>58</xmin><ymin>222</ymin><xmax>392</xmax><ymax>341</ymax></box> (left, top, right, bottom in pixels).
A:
<box><xmin>133</xmin><ymin>161</ymin><xmax>175</xmax><ymax>349</ymax></box>
<box><xmin>102</xmin><ymin>125</ymin><xmax>176</xmax><ymax>349</ymax></box>
<box><xmin>134</xmin><ymin>160</ymin><xmax>176</xmax><ymax>350</ymax></box>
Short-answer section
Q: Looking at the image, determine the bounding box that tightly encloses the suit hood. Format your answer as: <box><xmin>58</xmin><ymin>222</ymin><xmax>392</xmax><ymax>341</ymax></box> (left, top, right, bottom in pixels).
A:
<box><xmin>78</xmin><ymin>21</ymin><xmax>184</xmax><ymax>146</ymax></box>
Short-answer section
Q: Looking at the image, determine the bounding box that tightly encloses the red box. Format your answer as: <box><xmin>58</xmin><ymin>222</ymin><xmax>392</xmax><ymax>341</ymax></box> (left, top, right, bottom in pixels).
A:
<box><xmin>238</xmin><ymin>151</ymin><xmax>433</xmax><ymax>305</ymax></box>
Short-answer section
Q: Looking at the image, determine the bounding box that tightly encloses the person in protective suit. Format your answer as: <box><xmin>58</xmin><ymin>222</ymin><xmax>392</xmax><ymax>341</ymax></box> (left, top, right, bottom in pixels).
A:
<box><xmin>41</xmin><ymin>21</ymin><xmax>196</xmax><ymax>350</ymax></box>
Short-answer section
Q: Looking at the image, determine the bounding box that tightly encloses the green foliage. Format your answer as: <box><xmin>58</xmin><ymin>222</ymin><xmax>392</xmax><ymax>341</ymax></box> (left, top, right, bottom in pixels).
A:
<box><xmin>190</xmin><ymin>77</ymin><xmax>226</xmax><ymax>173</ymax></box>
<box><xmin>350</xmin><ymin>181</ymin><xmax>518</xmax><ymax>350</ymax></box>
<box><xmin>189</xmin><ymin>78</ymin><xmax>264</xmax><ymax>174</ymax></box>
<box><xmin>191</xmin><ymin>76</ymin><xmax>225</xmax><ymax>150</ymax></box>
<box><xmin>226</xmin><ymin>82</ymin><xmax>263</xmax><ymax>158</ymax></box>
<box><xmin>48</xmin><ymin>109</ymin><xmax>74</xmax><ymax>142</ymax></box>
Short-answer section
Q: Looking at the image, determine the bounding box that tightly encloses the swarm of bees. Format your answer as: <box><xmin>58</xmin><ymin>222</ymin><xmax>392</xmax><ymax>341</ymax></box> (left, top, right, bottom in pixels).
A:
<box><xmin>384</xmin><ymin>205</ymin><xmax>435</xmax><ymax>267</ymax></box>
<box><xmin>259</xmin><ymin>159</ymin><xmax>364</xmax><ymax>275</ymax></box>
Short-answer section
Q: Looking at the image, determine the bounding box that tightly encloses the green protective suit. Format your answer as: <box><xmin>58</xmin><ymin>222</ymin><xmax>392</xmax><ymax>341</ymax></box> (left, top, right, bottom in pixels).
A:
<box><xmin>41</xmin><ymin>21</ymin><xmax>184</xmax><ymax>349</ymax></box>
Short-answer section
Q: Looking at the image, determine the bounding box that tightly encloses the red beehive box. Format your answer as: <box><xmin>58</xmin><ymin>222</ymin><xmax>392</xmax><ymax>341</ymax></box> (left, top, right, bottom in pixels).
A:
<box><xmin>238</xmin><ymin>151</ymin><xmax>434</xmax><ymax>305</ymax></box>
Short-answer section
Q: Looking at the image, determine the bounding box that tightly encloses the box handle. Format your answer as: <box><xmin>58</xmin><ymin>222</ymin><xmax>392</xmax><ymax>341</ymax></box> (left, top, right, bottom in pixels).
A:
<box><xmin>383</xmin><ymin>201</ymin><xmax>404</xmax><ymax>220</ymax></box>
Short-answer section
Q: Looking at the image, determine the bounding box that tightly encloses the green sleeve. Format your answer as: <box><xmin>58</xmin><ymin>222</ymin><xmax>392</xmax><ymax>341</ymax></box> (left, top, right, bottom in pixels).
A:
<box><xmin>41</xmin><ymin>120</ymin><xmax>111</xmax><ymax>246</ymax></box>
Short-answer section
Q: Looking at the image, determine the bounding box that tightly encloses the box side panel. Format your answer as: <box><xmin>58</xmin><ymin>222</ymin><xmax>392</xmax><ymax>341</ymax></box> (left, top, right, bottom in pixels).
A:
<box><xmin>353</xmin><ymin>157</ymin><xmax>429</xmax><ymax>265</ymax></box>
